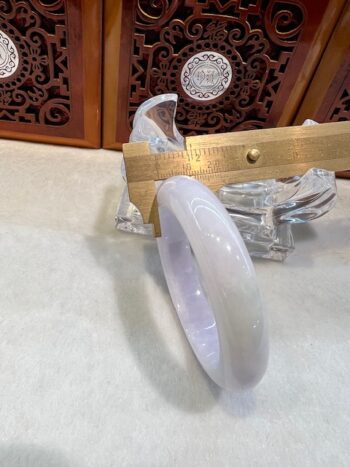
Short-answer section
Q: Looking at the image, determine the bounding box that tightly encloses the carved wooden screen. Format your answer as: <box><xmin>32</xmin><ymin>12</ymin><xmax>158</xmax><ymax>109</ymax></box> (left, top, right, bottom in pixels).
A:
<box><xmin>103</xmin><ymin>0</ymin><xmax>345</xmax><ymax>149</ymax></box>
<box><xmin>0</xmin><ymin>0</ymin><xmax>102</xmax><ymax>148</ymax></box>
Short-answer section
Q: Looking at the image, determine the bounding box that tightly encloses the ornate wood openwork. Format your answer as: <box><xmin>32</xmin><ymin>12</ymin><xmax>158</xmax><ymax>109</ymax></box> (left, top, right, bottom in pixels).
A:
<box><xmin>330</xmin><ymin>76</ymin><xmax>350</xmax><ymax>178</ymax></box>
<box><xmin>327</xmin><ymin>78</ymin><xmax>350</xmax><ymax>122</ymax></box>
<box><xmin>125</xmin><ymin>0</ymin><xmax>311</xmax><ymax>136</ymax></box>
<box><xmin>0</xmin><ymin>0</ymin><xmax>72</xmax><ymax>126</ymax></box>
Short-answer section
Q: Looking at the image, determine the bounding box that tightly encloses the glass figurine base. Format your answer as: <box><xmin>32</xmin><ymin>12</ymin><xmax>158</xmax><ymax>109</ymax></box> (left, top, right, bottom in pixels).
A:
<box><xmin>116</xmin><ymin>96</ymin><xmax>337</xmax><ymax>261</ymax></box>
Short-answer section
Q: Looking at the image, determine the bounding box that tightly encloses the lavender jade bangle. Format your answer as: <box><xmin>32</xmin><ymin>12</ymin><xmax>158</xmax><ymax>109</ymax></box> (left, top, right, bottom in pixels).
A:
<box><xmin>156</xmin><ymin>176</ymin><xmax>268</xmax><ymax>391</ymax></box>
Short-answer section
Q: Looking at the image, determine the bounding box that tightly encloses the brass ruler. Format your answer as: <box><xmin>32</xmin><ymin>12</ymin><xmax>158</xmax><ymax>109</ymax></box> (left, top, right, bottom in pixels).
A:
<box><xmin>123</xmin><ymin>121</ymin><xmax>350</xmax><ymax>237</ymax></box>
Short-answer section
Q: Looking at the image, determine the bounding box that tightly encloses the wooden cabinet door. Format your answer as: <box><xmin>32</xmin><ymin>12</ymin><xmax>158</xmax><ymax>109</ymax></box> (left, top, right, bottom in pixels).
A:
<box><xmin>295</xmin><ymin>0</ymin><xmax>350</xmax><ymax>178</ymax></box>
<box><xmin>295</xmin><ymin>1</ymin><xmax>350</xmax><ymax>125</ymax></box>
<box><xmin>0</xmin><ymin>0</ymin><xmax>102</xmax><ymax>148</ymax></box>
<box><xmin>103</xmin><ymin>0</ymin><xmax>345</xmax><ymax>149</ymax></box>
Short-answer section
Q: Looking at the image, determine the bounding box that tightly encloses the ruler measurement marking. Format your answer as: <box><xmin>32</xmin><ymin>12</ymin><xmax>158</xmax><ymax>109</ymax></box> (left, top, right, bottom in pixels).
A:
<box><xmin>129</xmin><ymin>142</ymin><xmax>350</xmax><ymax>183</ymax></box>
<box><xmin>123</xmin><ymin>121</ymin><xmax>350</xmax><ymax>236</ymax></box>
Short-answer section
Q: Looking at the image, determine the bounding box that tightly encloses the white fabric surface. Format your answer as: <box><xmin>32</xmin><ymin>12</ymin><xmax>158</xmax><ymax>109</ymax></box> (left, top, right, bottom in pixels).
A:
<box><xmin>0</xmin><ymin>139</ymin><xmax>349</xmax><ymax>467</ymax></box>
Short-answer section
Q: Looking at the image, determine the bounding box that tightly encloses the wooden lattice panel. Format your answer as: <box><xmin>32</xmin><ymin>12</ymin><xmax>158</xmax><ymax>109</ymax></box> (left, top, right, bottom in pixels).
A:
<box><xmin>0</xmin><ymin>0</ymin><xmax>102</xmax><ymax>148</ymax></box>
<box><xmin>104</xmin><ymin>0</ymin><xmax>344</xmax><ymax>148</ymax></box>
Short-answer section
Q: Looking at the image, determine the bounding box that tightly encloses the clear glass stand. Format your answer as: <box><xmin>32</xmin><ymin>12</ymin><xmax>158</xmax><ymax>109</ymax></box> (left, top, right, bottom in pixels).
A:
<box><xmin>116</xmin><ymin>95</ymin><xmax>336</xmax><ymax>261</ymax></box>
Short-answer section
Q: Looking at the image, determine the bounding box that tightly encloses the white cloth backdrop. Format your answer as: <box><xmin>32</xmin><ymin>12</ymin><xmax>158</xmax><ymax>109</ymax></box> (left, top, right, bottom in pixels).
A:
<box><xmin>0</xmin><ymin>140</ymin><xmax>349</xmax><ymax>467</ymax></box>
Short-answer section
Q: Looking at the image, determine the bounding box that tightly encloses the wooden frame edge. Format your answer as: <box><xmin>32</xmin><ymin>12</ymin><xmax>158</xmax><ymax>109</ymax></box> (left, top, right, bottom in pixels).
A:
<box><xmin>102</xmin><ymin>0</ymin><xmax>123</xmax><ymax>150</ymax></box>
<box><xmin>81</xmin><ymin>0</ymin><xmax>103</xmax><ymax>148</ymax></box>
<box><xmin>278</xmin><ymin>0</ymin><xmax>346</xmax><ymax>127</ymax></box>
<box><xmin>294</xmin><ymin>0</ymin><xmax>350</xmax><ymax>124</ymax></box>
<box><xmin>0</xmin><ymin>0</ymin><xmax>102</xmax><ymax>149</ymax></box>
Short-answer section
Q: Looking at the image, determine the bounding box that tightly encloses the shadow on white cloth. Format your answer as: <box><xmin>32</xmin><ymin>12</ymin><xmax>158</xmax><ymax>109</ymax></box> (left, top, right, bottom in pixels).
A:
<box><xmin>86</xmin><ymin>185</ymin><xmax>257</xmax><ymax>416</ymax></box>
<box><xmin>0</xmin><ymin>443</ymin><xmax>79</xmax><ymax>467</ymax></box>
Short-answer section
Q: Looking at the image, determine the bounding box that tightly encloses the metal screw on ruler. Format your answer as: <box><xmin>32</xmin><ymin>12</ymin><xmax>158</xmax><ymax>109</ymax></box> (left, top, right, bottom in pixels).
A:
<box><xmin>246</xmin><ymin>148</ymin><xmax>261</xmax><ymax>163</ymax></box>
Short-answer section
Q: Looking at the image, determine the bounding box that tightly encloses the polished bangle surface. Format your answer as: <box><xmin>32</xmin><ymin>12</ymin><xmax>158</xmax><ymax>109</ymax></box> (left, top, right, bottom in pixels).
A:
<box><xmin>157</xmin><ymin>176</ymin><xmax>268</xmax><ymax>391</ymax></box>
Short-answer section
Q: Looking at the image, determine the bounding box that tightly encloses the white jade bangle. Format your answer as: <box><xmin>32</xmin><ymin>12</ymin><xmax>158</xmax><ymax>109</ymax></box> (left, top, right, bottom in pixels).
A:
<box><xmin>156</xmin><ymin>176</ymin><xmax>268</xmax><ymax>391</ymax></box>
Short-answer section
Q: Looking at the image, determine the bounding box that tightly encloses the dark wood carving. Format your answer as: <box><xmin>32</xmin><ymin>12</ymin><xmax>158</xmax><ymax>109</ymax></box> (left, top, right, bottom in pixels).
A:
<box><xmin>295</xmin><ymin>0</ymin><xmax>350</xmax><ymax>125</ymax></box>
<box><xmin>322</xmin><ymin>74</ymin><xmax>350</xmax><ymax>122</ymax></box>
<box><xmin>330</xmin><ymin>74</ymin><xmax>350</xmax><ymax>179</ymax></box>
<box><xmin>0</xmin><ymin>0</ymin><xmax>102</xmax><ymax>148</ymax></box>
<box><xmin>0</xmin><ymin>0</ymin><xmax>72</xmax><ymax>127</ymax></box>
<box><xmin>130</xmin><ymin>0</ymin><xmax>308</xmax><ymax>134</ymax></box>
<box><xmin>294</xmin><ymin>0</ymin><xmax>350</xmax><ymax>178</ymax></box>
<box><xmin>110</xmin><ymin>0</ymin><xmax>338</xmax><ymax>146</ymax></box>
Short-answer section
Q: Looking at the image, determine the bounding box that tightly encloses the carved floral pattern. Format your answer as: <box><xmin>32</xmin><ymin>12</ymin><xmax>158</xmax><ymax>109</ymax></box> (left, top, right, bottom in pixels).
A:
<box><xmin>0</xmin><ymin>0</ymin><xmax>70</xmax><ymax>126</ymax></box>
<box><xmin>128</xmin><ymin>0</ymin><xmax>307</xmax><ymax>135</ymax></box>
